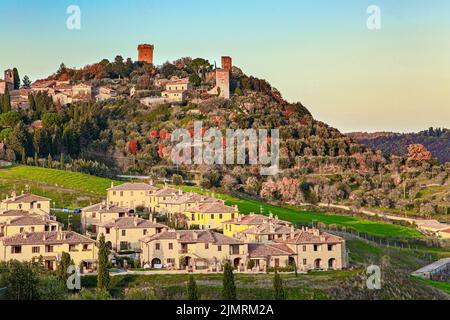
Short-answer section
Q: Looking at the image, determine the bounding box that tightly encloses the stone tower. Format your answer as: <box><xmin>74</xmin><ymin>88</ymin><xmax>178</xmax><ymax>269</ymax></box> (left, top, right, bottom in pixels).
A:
<box><xmin>221</xmin><ymin>56</ymin><xmax>232</xmax><ymax>73</ymax></box>
<box><xmin>4</xmin><ymin>69</ymin><xmax>15</xmax><ymax>85</ymax></box>
<box><xmin>138</xmin><ymin>44</ymin><xmax>154</xmax><ymax>65</ymax></box>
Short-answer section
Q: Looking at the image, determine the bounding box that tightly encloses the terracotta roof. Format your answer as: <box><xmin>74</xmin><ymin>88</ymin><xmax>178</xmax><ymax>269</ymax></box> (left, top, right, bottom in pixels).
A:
<box><xmin>100</xmin><ymin>217</ymin><xmax>167</xmax><ymax>230</ymax></box>
<box><xmin>1</xmin><ymin>231</ymin><xmax>95</xmax><ymax>246</ymax></box>
<box><xmin>3</xmin><ymin>216</ymin><xmax>49</xmax><ymax>226</ymax></box>
<box><xmin>248</xmin><ymin>243</ymin><xmax>295</xmax><ymax>258</ymax></box>
<box><xmin>82</xmin><ymin>203</ymin><xmax>128</xmax><ymax>213</ymax></box>
<box><xmin>108</xmin><ymin>182</ymin><xmax>158</xmax><ymax>192</ymax></box>
<box><xmin>186</xmin><ymin>202</ymin><xmax>236</xmax><ymax>214</ymax></box>
<box><xmin>0</xmin><ymin>210</ymin><xmax>30</xmax><ymax>217</ymax></box>
<box><xmin>151</xmin><ymin>188</ymin><xmax>181</xmax><ymax>197</ymax></box>
<box><xmin>141</xmin><ymin>230</ymin><xmax>243</xmax><ymax>245</ymax></box>
<box><xmin>243</xmin><ymin>224</ymin><xmax>293</xmax><ymax>235</ymax></box>
<box><xmin>223</xmin><ymin>214</ymin><xmax>290</xmax><ymax>226</ymax></box>
<box><xmin>160</xmin><ymin>193</ymin><xmax>219</xmax><ymax>205</ymax></box>
<box><xmin>273</xmin><ymin>228</ymin><xmax>344</xmax><ymax>245</ymax></box>
<box><xmin>3</xmin><ymin>193</ymin><xmax>50</xmax><ymax>204</ymax></box>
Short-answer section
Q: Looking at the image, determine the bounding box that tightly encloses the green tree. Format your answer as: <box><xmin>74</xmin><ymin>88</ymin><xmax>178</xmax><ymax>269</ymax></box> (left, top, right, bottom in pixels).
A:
<box><xmin>22</xmin><ymin>75</ymin><xmax>32</xmax><ymax>89</ymax></box>
<box><xmin>187</xmin><ymin>275</ymin><xmax>198</xmax><ymax>300</ymax></box>
<box><xmin>13</xmin><ymin>68</ymin><xmax>20</xmax><ymax>90</ymax></box>
<box><xmin>1</xmin><ymin>260</ymin><xmax>39</xmax><ymax>300</ymax></box>
<box><xmin>189</xmin><ymin>73</ymin><xmax>202</xmax><ymax>86</ymax></box>
<box><xmin>222</xmin><ymin>262</ymin><xmax>237</xmax><ymax>300</ymax></box>
<box><xmin>56</xmin><ymin>252</ymin><xmax>71</xmax><ymax>283</ymax></box>
<box><xmin>273</xmin><ymin>269</ymin><xmax>286</xmax><ymax>300</ymax></box>
<box><xmin>0</xmin><ymin>111</ymin><xmax>21</xmax><ymax>127</ymax></box>
<box><xmin>172</xmin><ymin>174</ymin><xmax>183</xmax><ymax>186</ymax></box>
<box><xmin>37</xmin><ymin>275</ymin><xmax>67</xmax><ymax>300</ymax></box>
<box><xmin>97</xmin><ymin>233</ymin><xmax>110</xmax><ymax>290</ymax></box>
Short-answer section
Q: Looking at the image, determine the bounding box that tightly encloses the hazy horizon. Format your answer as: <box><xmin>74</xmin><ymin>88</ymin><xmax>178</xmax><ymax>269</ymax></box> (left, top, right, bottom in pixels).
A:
<box><xmin>1</xmin><ymin>0</ymin><xmax>449</xmax><ymax>133</ymax></box>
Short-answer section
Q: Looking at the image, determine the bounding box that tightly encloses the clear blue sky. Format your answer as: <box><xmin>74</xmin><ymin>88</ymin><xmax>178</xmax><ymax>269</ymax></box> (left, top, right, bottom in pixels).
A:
<box><xmin>1</xmin><ymin>0</ymin><xmax>449</xmax><ymax>132</ymax></box>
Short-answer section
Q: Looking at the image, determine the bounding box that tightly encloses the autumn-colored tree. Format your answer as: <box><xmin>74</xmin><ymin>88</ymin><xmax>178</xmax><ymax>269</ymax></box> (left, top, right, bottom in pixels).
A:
<box><xmin>128</xmin><ymin>139</ymin><xmax>139</xmax><ymax>155</ymax></box>
<box><xmin>407</xmin><ymin>144</ymin><xmax>432</xmax><ymax>162</ymax></box>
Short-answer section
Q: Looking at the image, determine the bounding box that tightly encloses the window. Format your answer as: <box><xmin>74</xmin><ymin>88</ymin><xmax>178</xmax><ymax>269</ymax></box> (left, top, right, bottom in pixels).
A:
<box><xmin>231</xmin><ymin>214</ymin><xmax>235</xmax><ymax>219</ymax></box>
<box><xmin>69</xmin><ymin>244</ymin><xmax>77</xmax><ymax>252</ymax></box>
<box><xmin>155</xmin><ymin>243</ymin><xmax>161</xmax><ymax>250</ymax></box>
<box><xmin>167</xmin><ymin>258</ymin><xmax>175</xmax><ymax>265</ymax></box>
<box><xmin>169</xmin><ymin>243</ymin><xmax>173</xmax><ymax>250</ymax></box>
<box><xmin>122</xmin><ymin>230</ymin><xmax>126</xmax><ymax>236</ymax></box>
<box><xmin>32</xmin><ymin>246</ymin><xmax>40</xmax><ymax>254</ymax></box>
<box><xmin>130</xmin><ymin>191</ymin><xmax>134</xmax><ymax>196</ymax></box>
<box><xmin>217</xmin><ymin>245</ymin><xmax>222</xmax><ymax>252</ymax></box>
<box><xmin>219</xmin><ymin>214</ymin><xmax>223</xmax><ymax>219</ymax></box>
<box><xmin>30</xmin><ymin>227</ymin><xmax>35</xmax><ymax>232</ymax></box>
<box><xmin>83</xmin><ymin>244</ymin><xmax>90</xmax><ymax>251</ymax></box>
<box><xmin>51</xmin><ymin>225</ymin><xmax>56</xmax><ymax>231</ymax></box>
<box><xmin>313</xmin><ymin>245</ymin><xmax>319</xmax><ymax>252</ymax></box>
<box><xmin>106</xmin><ymin>228</ymin><xmax>110</xmax><ymax>234</ymax></box>
<box><xmin>45</xmin><ymin>245</ymin><xmax>53</xmax><ymax>253</ymax></box>
<box><xmin>37</xmin><ymin>204</ymin><xmax>41</xmax><ymax>209</ymax></box>
<box><xmin>328</xmin><ymin>244</ymin><xmax>334</xmax><ymax>251</ymax></box>
<box><xmin>120</xmin><ymin>191</ymin><xmax>123</xmax><ymax>197</ymax></box>
<box><xmin>303</xmin><ymin>259</ymin><xmax>307</xmax><ymax>265</ymax></box>
<box><xmin>19</xmin><ymin>227</ymin><xmax>24</xmax><ymax>233</ymax></box>
<box><xmin>191</xmin><ymin>214</ymin><xmax>195</xmax><ymax>221</ymax></box>
<box><xmin>113</xmin><ymin>191</ymin><xmax>116</xmax><ymax>196</ymax></box>
<box><xmin>211</xmin><ymin>214</ymin><xmax>214</xmax><ymax>219</ymax></box>
<box><xmin>303</xmin><ymin>245</ymin><xmax>307</xmax><ymax>252</ymax></box>
<box><xmin>274</xmin><ymin>258</ymin><xmax>280</xmax><ymax>267</ymax></box>
<box><xmin>92</xmin><ymin>212</ymin><xmax>96</xmax><ymax>218</ymax></box>
<box><xmin>19</xmin><ymin>204</ymin><xmax>22</xmax><ymax>209</ymax></box>
<box><xmin>205</xmin><ymin>243</ymin><xmax>209</xmax><ymax>249</ymax></box>
<box><xmin>143</xmin><ymin>229</ymin><xmax>147</xmax><ymax>235</ymax></box>
<box><xmin>11</xmin><ymin>246</ymin><xmax>22</xmax><ymax>254</ymax></box>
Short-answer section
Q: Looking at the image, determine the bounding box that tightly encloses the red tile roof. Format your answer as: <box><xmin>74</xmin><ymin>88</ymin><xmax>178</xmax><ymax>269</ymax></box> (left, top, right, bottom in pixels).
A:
<box><xmin>248</xmin><ymin>243</ymin><xmax>295</xmax><ymax>258</ymax></box>
<box><xmin>1</xmin><ymin>231</ymin><xmax>95</xmax><ymax>246</ymax></box>
<box><xmin>108</xmin><ymin>182</ymin><xmax>158</xmax><ymax>192</ymax></box>
<box><xmin>141</xmin><ymin>230</ymin><xmax>243</xmax><ymax>245</ymax></box>
<box><xmin>100</xmin><ymin>217</ymin><xmax>167</xmax><ymax>230</ymax></box>
<box><xmin>273</xmin><ymin>228</ymin><xmax>344</xmax><ymax>245</ymax></box>
<box><xmin>3</xmin><ymin>193</ymin><xmax>50</xmax><ymax>204</ymax></box>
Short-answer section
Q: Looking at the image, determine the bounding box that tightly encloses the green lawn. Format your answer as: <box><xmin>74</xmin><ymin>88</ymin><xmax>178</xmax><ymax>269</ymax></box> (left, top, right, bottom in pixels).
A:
<box><xmin>0</xmin><ymin>165</ymin><xmax>121</xmax><ymax>194</ymax></box>
<box><xmin>413</xmin><ymin>277</ymin><xmax>450</xmax><ymax>295</ymax></box>
<box><xmin>177</xmin><ymin>185</ymin><xmax>424</xmax><ymax>238</ymax></box>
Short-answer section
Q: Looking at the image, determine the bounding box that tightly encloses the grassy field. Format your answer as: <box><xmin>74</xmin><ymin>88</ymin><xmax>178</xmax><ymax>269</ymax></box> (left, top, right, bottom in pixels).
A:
<box><xmin>414</xmin><ymin>277</ymin><xmax>450</xmax><ymax>295</ymax></box>
<box><xmin>176</xmin><ymin>186</ymin><xmax>424</xmax><ymax>238</ymax></box>
<box><xmin>0</xmin><ymin>165</ymin><xmax>121</xmax><ymax>208</ymax></box>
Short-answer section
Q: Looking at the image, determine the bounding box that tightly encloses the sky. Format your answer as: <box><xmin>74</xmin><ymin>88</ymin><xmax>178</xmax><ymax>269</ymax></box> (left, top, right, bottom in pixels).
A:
<box><xmin>1</xmin><ymin>0</ymin><xmax>449</xmax><ymax>133</ymax></box>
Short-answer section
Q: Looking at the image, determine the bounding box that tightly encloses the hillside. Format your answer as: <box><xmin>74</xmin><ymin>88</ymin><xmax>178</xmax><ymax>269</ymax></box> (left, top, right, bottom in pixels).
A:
<box><xmin>347</xmin><ymin>128</ymin><xmax>450</xmax><ymax>164</ymax></box>
<box><xmin>0</xmin><ymin>55</ymin><xmax>449</xmax><ymax>221</ymax></box>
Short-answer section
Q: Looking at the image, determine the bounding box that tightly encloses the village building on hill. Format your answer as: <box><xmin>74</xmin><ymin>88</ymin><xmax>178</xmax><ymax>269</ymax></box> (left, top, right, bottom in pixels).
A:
<box><xmin>162</xmin><ymin>77</ymin><xmax>191</xmax><ymax>102</ymax></box>
<box><xmin>107</xmin><ymin>182</ymin><xmax>159</xmax><ymax>210</ymax></box>
<box><xmin>223</xmin><ymin>213</ymin><xmax>290</xmax><ymax>238</ymax></box>
<box><xmin>98</xmin><ymin>217</ymin><xmax>167</xmax><ymax>252</ymax></box>
<box><xmin>81</xmin><ymin>202</ymin><xmax>132</xmax><ymax>236</ymax></box>
<box><xmin>184</xmin><ymin>202</ymin><xmax>239</xmax><ymax>230</ymax></box>
<box><xmin>0</xmin><ymin>215</ymin><xmax>62</xmax><ymax>237</ymax></box>
<box><xmin>0</xmin><ymin>231</ymin><xmax>97</xmax><ymax>272</ymax></box>
<box><xmin>140</xmin><ymin>229</ymin><xmax>247</xmax><ymax>270</ymax></box>
<box><xmin>0</xmin><ymin>192</ymin><xmax>51</xmax><ymax>216</ymax></box>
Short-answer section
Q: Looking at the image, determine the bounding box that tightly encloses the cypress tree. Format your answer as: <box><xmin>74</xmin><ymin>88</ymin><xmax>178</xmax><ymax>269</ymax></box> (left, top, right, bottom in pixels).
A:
<box><xmin>273</xmin><ymin>269</ymin><xmax>286</xmax><ymax>300</ymax></box>
<box><xmin>97</xmin><ymin>233</ymin><xmax>110</xmax><ymax>290</ymax></box>
<box><xmin>56</xmin><ymin>252</ymin><xmax>72</xmax><ymax>283</ymax></box>
<box><xmin>222</xmin><ymin>262</ymin><xmax>237</xmax><ymax>300</ymax></box>
<box><xmin>187</xmin><ymin>275</ymin><xmax>198</xmax><ymax>300</ymax></box>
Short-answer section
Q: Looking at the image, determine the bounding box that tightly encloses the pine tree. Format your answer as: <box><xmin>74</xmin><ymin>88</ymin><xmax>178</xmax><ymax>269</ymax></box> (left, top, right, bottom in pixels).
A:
<box><xmin>187</xmin><ymin>275</ymin><xmax>198</xmax><ymax>300</ymax></box>
<box><xmin>273</xmin><ymin>269</ymin><xmax>286</xmax><ymax>300</ymax></box>
<box><xmin>222</xmin><ymin>262</ymin><xmax>237</xmax><ymax>300</ymax></box>
<box><xmin>22</xmin><ymin>75</ymin><xmax>31</xmax><ymax>89</ymax></box>
<box><xmin>97</xmin><ymin>233</ymin><xmax>110</xmax><ymax>290</ymax></box>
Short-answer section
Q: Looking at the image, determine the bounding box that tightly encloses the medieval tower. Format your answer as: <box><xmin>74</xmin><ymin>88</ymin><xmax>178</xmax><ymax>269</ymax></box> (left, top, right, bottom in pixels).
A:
<box><xmin>138</xmin><ymin>44</ymin><xmax>154</xmax><ymax>65</ymax></box>
<box><xmin>221</xmin><ymin>56</ymin><xmax>232</xmax><ymax>72</ymax></box>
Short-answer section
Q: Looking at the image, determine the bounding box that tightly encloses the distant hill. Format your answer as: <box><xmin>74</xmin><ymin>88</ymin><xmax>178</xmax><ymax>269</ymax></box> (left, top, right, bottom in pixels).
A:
<box><xmin>347</xmin><ymin>128</ymin><xmax>450</xmax><ymax>164</ymax></box>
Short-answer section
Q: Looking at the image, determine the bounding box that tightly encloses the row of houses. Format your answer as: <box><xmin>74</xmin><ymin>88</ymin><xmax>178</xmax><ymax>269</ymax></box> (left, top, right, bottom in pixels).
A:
<box><xmin>0</xmin><ymin>181</ymin><xmax>347</xmax><ymax>273</ymax></box>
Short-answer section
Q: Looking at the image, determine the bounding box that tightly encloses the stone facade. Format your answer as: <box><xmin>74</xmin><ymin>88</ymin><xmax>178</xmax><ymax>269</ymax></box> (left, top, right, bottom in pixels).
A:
<box><xmin>138</xmin><ymin>44</ymin><xmax>154</xmax><ymax>65</ymax></box>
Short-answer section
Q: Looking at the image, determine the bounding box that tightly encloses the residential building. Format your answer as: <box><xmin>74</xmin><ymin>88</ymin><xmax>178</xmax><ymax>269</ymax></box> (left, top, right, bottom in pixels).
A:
<box><xmin>0</xmin><ymin>192</ymin><xmax>51</xmax><ymax>215</ymax></box>
<box><xmin>0</xmin><ymin>231</ymin><xmax>97</xmax><ymax>272</ymax></box>
<box><xmin>95</xmin><ymin>85</ymin><xmax>118</xmax><ymax>102</ymax></box>
<box><xmin>72</xmin><ymin>83</ymin><xmax>92</xmax><ymax>102</ymax></box>
<box><xmin>239</xmin><ymin>222</ymin><xmax>294</xmax><ymax>243</ymax></box>
<box><xmin>10</xmin><ymin>89</ymin><xmax>31</xmax><ymax>110</ymax></box>
<box><xmin>161</xmin><ymin>192</ymin><xmax>222</xmax><ymax>215</ymax></box>
<box><xmin>0</xmin><ymin>215</ymin><xmax>62</xmax><ymax>237</ymax></box>
<box><xmin>162</xmin><ymin>77</ymin><xmax>190</xmax><ymax>102</ymax></box>
<box><xmin>98</xmin><ymin>217</ymin><xmax>167</xmax><ymax>252</ymax></box>
<box><xmin>273</xmin><ymin>227</ymin><xmax>347</xmax><ymax>271</ymax></box>
<box><xmin>140</xmin><ymin>229</ymin><xmax>247</xmax><ymax>270</ymax></box>
<box><xmin>107</xmin><ymin>182</ymin><xmax>159</xmax><ymax>210</ymax></box>
<box><xmin>81</xmin><ymin>202</ymin><xmax>132</xmax><ymax>235</ymax></box>
<box><xmin>149</xmin><ymin>187</ymin><xmax>182</xmax><ymax>213</ymax></box>
<box><xmin>247</xmin><ymin>243</ymin><xmax>296</xmax><ymax>270</ymax></box>
<box><xmin>223</xmin><ymin>213</ymin><xmax>290</xmax><ymax>238</ymax></box>
<box><xmin>184</xmin><ymin>203</ymin><xmax>239</xmax><ymax>230</ymax></box>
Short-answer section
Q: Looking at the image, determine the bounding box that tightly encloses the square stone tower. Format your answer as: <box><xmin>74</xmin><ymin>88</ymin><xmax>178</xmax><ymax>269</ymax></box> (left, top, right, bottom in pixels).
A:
<box><xmin>138</xmin><ymin>44</ymin><xmax>154</xmax><ymax>65</ymax></box>
<box><xmin>221</xmin><ymin>56</ymin><xmax>232</xmax><ymax>72</ymax></box>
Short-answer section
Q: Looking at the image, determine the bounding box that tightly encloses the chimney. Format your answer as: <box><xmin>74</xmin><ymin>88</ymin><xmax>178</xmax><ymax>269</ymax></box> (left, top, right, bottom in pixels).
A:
<box><xmin>178</xmin><ymin>189</ymin><xmax>183</xmax><ymax>195</ymax></box>
<box><xmin>275</xmin><ymin>215</ymin><xmax>279</xmax><ymax>221</ymax></box>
